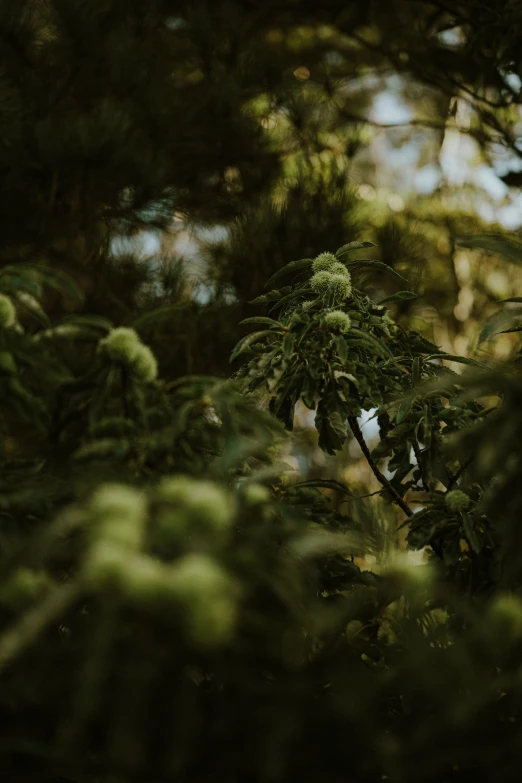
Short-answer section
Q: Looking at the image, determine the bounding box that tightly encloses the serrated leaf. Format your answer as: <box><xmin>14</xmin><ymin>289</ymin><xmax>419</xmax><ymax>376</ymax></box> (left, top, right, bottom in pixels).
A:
<box><xmin>264</xmin><ymin>258</ymin><xmax>313</xmax><ymax>288</ymax></box>
<box><xmin>268</xmin><ymin>285</ymin><xmax>310</xmax><ymax>315</ymax></box>
<box><xmin>457</xmin><ymin>234</ymin><xmax>522</xmax><ymax>265</ymax></box>
<box><xmin>477</xmin><ymin>306</ymin><xmax>522</xmax><ymax>344</ymax></box>
<box><xmin>425</xmin><ymin>353</ymin><xmax>485</xmax><ymax>368</ymax></box>
<box><xmin>282</xmin><ymin>331</ymin><xmax>295</xmax><ymax>357</ymax></box>
<box><xmin>239</xmin><ymin>316</ymin><xmax>282</xmax><ymax>328</ymax></box>
<box><xmin>335</xmin><ymin>241</ymin><xmax>376</xmax><ymax>256</ymax></box>
<box><xmin>378</xmin><ymin>291</ymin><xmax>418</xmax><ymax>304</ymax></box>
<box><xmin>230</xmin><ymin>330</ymin><xmax>275</xmax><ymax>362</ymax></box>
<box><xmin>326</xmin><ymin>410</ymin><xmax>348</xmax><ymax>447</ymax></box>
<box><xmin>345</xmin><ymin>259</ymin><xmax>408</xmax><ymax>283</ymax></box>
<box><xmin>333</xmin><ymin>335</ymin><xmax>348</xmax><ymax>362</ymax></box>
<box><xmin>249</xmin><ymin>288</ymin><xmax>287</xmax><ymax>305</ymax></box>
<box><xmin>347</xmin><ymin>328</ymin><xmax>392</xmax><ymax>358</ymax></box>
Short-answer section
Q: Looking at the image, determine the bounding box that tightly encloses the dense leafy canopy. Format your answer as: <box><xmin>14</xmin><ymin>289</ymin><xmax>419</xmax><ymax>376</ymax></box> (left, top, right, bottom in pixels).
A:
<box><xmin>1</xmin><ymin>2</ymin><xmax>522</xmax><ymax>783</ymax></box>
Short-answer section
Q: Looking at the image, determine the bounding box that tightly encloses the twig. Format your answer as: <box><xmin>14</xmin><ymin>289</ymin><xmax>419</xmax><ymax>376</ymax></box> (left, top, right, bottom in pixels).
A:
<box><xmin>347</xmin><ymin>415</ymin><xmax>413</xmax><ymax>518</ymax></box>
<box><xmin>0</xmin><ymin>581</ymin><xmax>81</xmax><ymax>672</ymax></box>
<box><xmin>446</xmin><ymin>456</ymin><xmax>474</xmax><ymax>491</ymax></box>
<box><xmin>412</xmin><ymin>438</ymin><xmax>431</xmax><ymax>492</ymax></box>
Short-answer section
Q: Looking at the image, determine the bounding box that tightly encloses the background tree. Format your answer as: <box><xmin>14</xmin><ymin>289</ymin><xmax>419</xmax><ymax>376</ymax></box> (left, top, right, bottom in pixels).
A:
<box><xmin>1</xmin><ymin>1</ymin><xmax>522</xmax><ymax>781</ymax></box>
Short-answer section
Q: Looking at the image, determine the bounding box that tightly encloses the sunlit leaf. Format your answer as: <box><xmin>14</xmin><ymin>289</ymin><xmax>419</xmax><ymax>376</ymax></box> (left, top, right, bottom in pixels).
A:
<box><xmin>239</xmin><ymin>316</ymin><xmax>282</xmax><ymax>327</ymax></box>
<box><xmin>378</xmin><ymin>291</ymin><xmax>418</xmax><ymax>304</ymax></box>
<box><xmin>264</xmin><ymin>258</ymin><xmax>313</xmax><ymax>288</ymax></box>
<box><xmin>457</xmin><ymin>233</ymin><xmax>522</xmax><ymax>265</ymax></box>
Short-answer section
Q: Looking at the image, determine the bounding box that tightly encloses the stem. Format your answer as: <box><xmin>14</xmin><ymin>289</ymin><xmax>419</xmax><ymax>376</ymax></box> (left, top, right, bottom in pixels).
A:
<box><xmin>412</xmin><ymin>438</ymin><xmax>431</xmax><ymax>492</ymax></box>
<box><xmin>347</xmin><ymin>414</ymin><xmax>413</xmax><ymax>518</ymax></box>
<box><xmin>0</xmin><ymin>581</ymin><xmax>81</xmax><ymax>671</ymax></box>
<box><xmin>446</xmin><ymin>456</ymin><xmax>474</xmax><ymax>491</ymax></box>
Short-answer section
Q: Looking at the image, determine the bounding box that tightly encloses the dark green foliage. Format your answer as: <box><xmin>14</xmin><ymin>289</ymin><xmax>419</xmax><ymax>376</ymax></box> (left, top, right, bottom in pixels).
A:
<box><xmin>3</xmin><ymin>1</ymin><xmax>522</xmax><ymax>782</ymax></box>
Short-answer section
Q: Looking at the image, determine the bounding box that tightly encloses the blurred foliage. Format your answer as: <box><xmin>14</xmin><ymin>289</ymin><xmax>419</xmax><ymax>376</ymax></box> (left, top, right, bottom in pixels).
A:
<box><xmin>1</xmin><ymin>1</ymin><xmax>522</xmax><ymax>782</ymax></box>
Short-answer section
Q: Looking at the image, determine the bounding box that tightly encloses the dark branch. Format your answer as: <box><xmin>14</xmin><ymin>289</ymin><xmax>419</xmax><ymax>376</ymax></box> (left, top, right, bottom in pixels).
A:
<box><xmin>347</xmin><ymin>415</ymin><xmax>413</xmax><ymax>518</ymax></box>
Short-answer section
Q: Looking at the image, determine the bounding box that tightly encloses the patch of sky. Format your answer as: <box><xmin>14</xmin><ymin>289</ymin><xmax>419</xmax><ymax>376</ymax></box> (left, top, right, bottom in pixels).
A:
<box><xmin>501</xmin><ymin>70</ymin><xmax>522</xmax><ymax>93</ymax></box>
<box><xmin>358</xmin><ymin>408</ymin><xmax>380</xmax><ymax>443</ymax></box>
<box><xmin>194</xmin><ymin>283</ymin><xmax>213</xmax><ymax>305</ymax></box>
<box><xmin>414</xmin><ymin>165</ymin><xmax>440</xmax><ymax>194</ymax></box>
<box><xmin>110</xmin><ymin>231</ymin><xmax>161</xmax><ymax>257</ymax></box>
<box><xmin>370</xmin><ymin>90</ymin><xmax>412</xmax><ymax>125</ymax></box>
<box><xmin>437</xmin><ymin>27</ymin><xmax>462</xmax><ymax>47</ymax></box>
<box><xmin>498</xmin><ymin>201</ymin><xmax>522</xmax><ymax>230</ymax></box>
<box><xmin>197</xmin><ymin>225</ymin><xmax>229</xmax><ymax>243</ymax></box>
<box><xmin>472</xmin><ymin>165</ymin><xmax>508</xmax><ymax>201</ymax></box>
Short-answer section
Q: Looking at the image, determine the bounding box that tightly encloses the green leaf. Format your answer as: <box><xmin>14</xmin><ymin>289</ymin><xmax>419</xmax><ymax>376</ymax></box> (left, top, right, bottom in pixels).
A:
<box><xmin>230</xmin><ymin>330</ymin><xmax>275</xmax><ymax>362</ymax></box>
<box><xmin>132</xmin><ymin>305</ymin><xmax>183</xmax><ymax>330</ymax></box>
<box><xmin>13</xmin><ymin>292</ymin><xmax>50</xmax><ymax>327</ymax></box>
<box><xmin>425</xmin><ymin>353</ymin><xmax>486</xmax><ymax>368</ymax></box>
<box><xmin>462</xmin><ymin>512</ymin><xmax>481</xmax><ymax>554</ymax></box>
<box><xmin>333</xmin><ymin>335</ymin><xmax>348</xmax><ymax>362</ymax></box>
<box><xmin>282</xmin><ymin>331</ymin><xmax>295</xmax><ymax>357</ymax></box>
<box><xmin>477</xmin><ymin>306</ymin><xmax>522</xmax><ymax>344</ymax></box>
<box><xmin>58</xmin><ymin>314</ymin><xmax>113</xmax><ymax>332</ymax></box>
<box><xmin>294</xmin><ymin>478</ymin><xmax>353</xmax><ymax>495</ymax></box>
<box><xmin>16</xmin><ymin>264</ymin><xmax>84</xmax><ymax>300</ymax></box>
<box><xmin>336</xmin><ymin>241</ymin><xmax>376</xmax><ymax>256</ymax></box>
<box><xmin>345</xmin><ymin>260</ymin><xmax>408</xmax><ymax>283</ymax></box>
<box><xmin>268</xmin><ymin>285</ymin><xmax>310</xmax><ymax>315</ymax></box>
<box><xmin>456</xmin><ymin>234</ymin><xmax>522</xmax><ymax>265</ymax></box>
<box><xmin>396</xmin><ymin>394</ymin><xmax>415</xmax><ymax>424</ymax></box>
<box><xmin>34</xmin><ymin>325</ymin><xmax>102</xmax><ymax>342</ymax></box>
<box><xmin>72</xmin><ymin>438</ymin><xmax>130</xmax><ymax>462</ymax></box>
<box><xmin>0</xmin><ymin>266</ymin><xmax>42</xmax><ymax>296</ymax></box>
<box><xmin>0</xmin><ymin>351</ymin><xmax>17</xmax><ymax>375</ymax></box>
<box><xmin>499</xmin><ymin>297</ymin><xmax>522</xmax><ymax>303</ymax></box>
<box><xmin>323</xmin><ymin>410</ymin><xmax>348</xmax><ymax>453</ymax></box>
<box><xmin>412</xmin><ymin>356</ymin><xmax>422</xmax><ymax>386</ymax></box>
<box><xmin>249</xmin><ymin>288</ymin><xmax>289</xmax><ymax>305</ymax></box>
<box><xmin>264</xmin><ymin>258</ymin><xmax>313</xmax><ymax>288</ymax></box>
<box><xmin>0</xmin><ymin>458</ymin><xmax>45</xmax><ymax>475</ymax></box>
<box><xmin>378</xmin><ymin>291</ymin><xmax>418</xmax><ymax>304</ymax></box>
<box><xmin>347</xmin><ymin>328</ymin><xmax>393</xmax><ymax>358</ymax></box>
<box><xmin>300</xmin><ymin>374</ymin><xmax>316</xmax><ymax>409</ymax></box>
<box><xmin>239</xmin><ymin>316</ymin><xmax>282</xmax><ymax>328</ymax></box>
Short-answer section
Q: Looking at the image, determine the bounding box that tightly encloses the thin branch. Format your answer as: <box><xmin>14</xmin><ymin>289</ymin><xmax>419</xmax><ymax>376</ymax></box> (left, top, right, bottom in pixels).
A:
<box><xmin>0</xmin><ymin>581</ymin><xmax>81</xmax><ymax>672</ymax></box>
<box><xmin>412</xmin><ymin>438</ymin><xmax>431</xmax><ymax>492</ymax></box>
<box><xmin>347</xmin><ymin>415</ymin><xmax>413</xmax><ymax>518</ymax></box>
<box><xmin>446</xmin><ymin>455</ymin><xmax>474</xmax><ymax>491</ymax></box>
